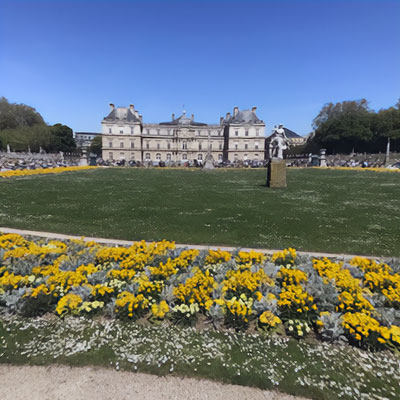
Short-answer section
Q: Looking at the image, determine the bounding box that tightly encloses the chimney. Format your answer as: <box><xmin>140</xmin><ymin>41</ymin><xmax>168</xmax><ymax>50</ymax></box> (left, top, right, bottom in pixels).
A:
<box><xmin>109</xmin><ymin>103</ymin><xmax>115</xmax><ymax>111</ymax></box>
<box><xmin>252</xmin><ymin>106</ymin><xmax>257</xmax><ymax>113</ymax></box>
<box><xmin>139</xmin><ymin>115</ymin><xmax>143</xmax><ymax>122</ymax></box>
<box><xmin>191</xmin><ymin>114</ymin><xmax>194</xmax><ymax>120</ymax></box>
<box><xmin>220</xmin><ymin>117</ymin><xmax>224</xmax><ymax>125</ymax></box>
<box><xmin>233</xmin><ymin>106</ymin><xmax>239</xmax><ymax>117</ymax></box>
<box><xmin>226</xmin><ymin>112</ymin><xmax>231</xmax><ymax>120</ymax></box>
<box><xmin>129</xmin><ymin>104</ymin><xmax>135</xmax><ymax>111</ymax></box>
<box><xmin>172</xmin><ymin>113</ymin><xmax>175</xmax><ymax>121</ymax></box>
<box><xmin>134</xmin><ymin>110</ymin><xmax>139</xmax><ymax>118</ymax></box>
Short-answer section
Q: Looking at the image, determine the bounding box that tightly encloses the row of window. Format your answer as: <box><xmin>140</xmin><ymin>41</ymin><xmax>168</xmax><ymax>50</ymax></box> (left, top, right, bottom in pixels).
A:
<box><xmin>235</xmin><ymin>129</ymin><xmax>260</xmax><ymax>136</ymax></box>
<box><xmin>234</xmin><ymin>143</ymin><xmax>259</xmax><ymax>150</ymax></box>
<box><xmin>108</xmin><ymin>152</ymin><xmax>224</xmax><ymax>161</ymax></box>
<box><xmin>107</xmin><ymin>142</ymin><xmax>224</xmax><ymax>150</ymax></box>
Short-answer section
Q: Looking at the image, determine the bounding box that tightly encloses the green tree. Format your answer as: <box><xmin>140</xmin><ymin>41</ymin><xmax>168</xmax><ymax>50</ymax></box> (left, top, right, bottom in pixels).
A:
<box><xmin>48</xmin><ymin>123</ymin><xmax>76</xmax><ymax>152</ymax></box>
<box><xmin>0</xmin><ymin>97</ymin><xmax>45</xmax><ymax>130</ymax></box>
<box><xmin>89</xmin><ymin>135</ymin><xmax>102</xmax><ymax>156</ymax></box>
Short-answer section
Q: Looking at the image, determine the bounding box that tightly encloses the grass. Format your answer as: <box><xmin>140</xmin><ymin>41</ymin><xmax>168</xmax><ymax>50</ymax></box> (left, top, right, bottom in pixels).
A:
<box><xmin>1</xmin><ymin>315</ymin><xmax>399</xmax><ymax>400</ymax></box>
<box><xmin>0</xmin><ymin>167</ymin><xmax>399</xmax><ymax>256</ymax></box>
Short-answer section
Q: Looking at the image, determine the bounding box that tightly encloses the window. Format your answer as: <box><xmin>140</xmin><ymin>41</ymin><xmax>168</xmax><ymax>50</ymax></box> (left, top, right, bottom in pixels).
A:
<box><xmin>109</xmin><ymin>152</ymin><xmax>113</xmax><ymax>160</ymax></box>
<box><xmin>235</xmin><ymin>143</ymin><xmax>238</xmax><ymax>150</ymax></box>
<box><xmin>119</xmin><ymin>127</ymin><xmax>123</xmax><ymax>134</ymax></box>
<box><xmin>157</xmin><ymin>129</ymin><xmax>160</xmax><ymax>135</ymax></box>
<box><xmin>198</xmin><ymin>154</ymin><xmax>203</xmax><ymax>160</ymax></box>
<box><xmin>157</xmin><ymin>143</ymin><xmax>160</xmax><ymax>150</ymax></box>
<box><xmin>156</xmin><ymin>153</ymin><xmax>161</xmax><ymax>160</ymax></box>
<box><xmin>245</xmin><ymin>144</ymin><xmax>248</xmax><ymax>150</ymax></box>
<box><xmin>130</xmin><ymin>141</ymin><xmax>134</xmax><ymax>149</ymax></box>
<box><xmin>182</xmin><ymin>142</ymin><xmax>187</xmax><ymax>150</ymax></box>
<box><xmin>197</xmin><ymin>130</ymin><xmax>201</xmax><ymax>136</ymax></box>
<box><xmin>166</xmin><ymin>153</ymin><xmax>171</xmax><ymax>161</ymax></box>
<box><xmin>218</xmin><ymin>154</ymin><xmax>222</xmax><ymax>161</ymax></box>
<box><xmin>120</xmin><ymin>142</ymin><xmax>124</xmax><ymax>148</ymax></box>
<box><xmin>108</xmin><ymin>128</ymin><xmax>112</xmax><ymax>133</ymax></box>
<box><xmin>146</xmin><ymin>142</ymin><xmax>150</xmax><ymax>149</ymax></box>
<box><xmin>210</xmin><ymin>144</ymin><xmax>212</xmax><ymax>150</ymax></box>
<box><xmin>146</xmin><ymin>129</ymin><xmax>150</xmax><ymax>134</ymax></box>
<box><xmin>145</xmin><ymin>153</ymin><xmax>151</xmax><ymax>160</ymax></box>
<box><xmin>182</xmin><ymin>154</ymin><xmax>187</xmax><ymax>160</ymax></box>
<box><xmin>120</xmin><ymin>152</ymin><xmax>124</xmax><ymax>159</ymax></box>
<box><xmin>131</xmin><ymin>127</ymin><xmax>134</xmax><ymax>134</ymax></box>
<box><xmin>245</xmin><ymin>130</ymin><xmax>249</xmax><ymax>136</ymax></box>
<box><xmin>167</xmin><ymin>142</ymin><xmax>171</xmax><ymax>150</ymax></box>
<box><xmin>109</xmin><ymin>142</ymin><xmax>113</xmax><ymax>148</ymax></box>
<box><xmin>235</xmin><ymin>130</ymin><xmax>238</xmax><ymax>136</ymax></box>
<box><xmin>199</xmin><ymin>143</ymin><xmax>202</xmax><ymax>150</ymax></box>
<box><xmin>256</xmin><ymin>128</ymin><xmax>260</xmax><ymax>136</ymax></box>
<box><xmin>255</xmin><ymin>141</ymin><xmax>259</xmax><ymax>150</ymax></box>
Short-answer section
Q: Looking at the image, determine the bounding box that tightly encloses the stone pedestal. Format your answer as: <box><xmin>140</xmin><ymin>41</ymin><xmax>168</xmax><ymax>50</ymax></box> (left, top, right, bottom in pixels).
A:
<box><xmin>266</xmin><ymin>159</ymin><xmax>287</xmax><ymax>188</ymax></box>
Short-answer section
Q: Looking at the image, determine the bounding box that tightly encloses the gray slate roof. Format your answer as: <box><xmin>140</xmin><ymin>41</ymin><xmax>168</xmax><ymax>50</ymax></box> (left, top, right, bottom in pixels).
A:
<box><xmin>227</xmin><ymin>110</ymin><xmax>263</xmax><ymax>125</ymax></box>
<box><xmin>103</xmin><ymin>107</ymin><xmax>141</xmax><ymax>123</ymax></box>
<box><xmin>283</xmin><ymin>128</ymin><xmax>303</xmax><ymax>139</ymax></box>
<box><xmin>160</xmin><ymin>112</ymin><xmax>207</xmax><ymax>126</ymax></box>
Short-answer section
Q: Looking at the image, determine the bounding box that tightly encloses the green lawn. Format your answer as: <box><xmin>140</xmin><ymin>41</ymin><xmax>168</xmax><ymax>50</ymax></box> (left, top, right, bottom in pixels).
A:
<box><xmin>0</xmin><ymin>167</ymin><xmax>399</xmax><ymax>256</ymax></box>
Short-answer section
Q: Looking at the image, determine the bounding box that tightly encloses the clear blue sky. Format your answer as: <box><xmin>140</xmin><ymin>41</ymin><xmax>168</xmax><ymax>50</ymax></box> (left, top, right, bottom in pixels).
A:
<box><xmin>1</xmin><ymin>0</ymin><xmax>399</xmax><ymax>135</ymax></box>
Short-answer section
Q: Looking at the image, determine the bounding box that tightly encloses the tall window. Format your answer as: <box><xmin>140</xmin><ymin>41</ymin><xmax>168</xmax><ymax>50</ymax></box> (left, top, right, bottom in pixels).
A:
<box><xmin>119</xmin><ymin>127</ymin><xmax>123</xmax><ymax>134</ymax></box>
<box><xmin>198</xmin><ymin>154</ymin><xmax>203</xmax><ymax>160</ymax></box>
<box><xmin>157</xmin><ymin>143</ymin><xmax>160</xmax><ymax>149</ymax></box>
<box><xmin>146</xmin><ymin>142</ymin><xmax>150</xmax><ymax>149</ymax></box>
<box><xmin>167</xmin><ymin>142</ymin><xmax>171</xmax><ymax>150</ymax></box>
<box><xmin>182</xmin><ymin>142</ymin><xmax>187</xmax><ymax>150</ymax></box>
<box><xmin>120</xmin><ymin>142</ymin><xmax>124</xmax><ymax>148</ymax></box>
<box><xmin>218</xmin><ymin>154</ymin><xmax>222</xmax><ymax>160</ymax></box>
<box><xmin>167</xmin><ymin>153</ymin><xmax>171</xmax><ymax>161</ymax></box>
<box><xmin>146</xmin><ymin>129</ymin><xmax>150</xmax><ymax>134</ymax></box>
<box><xmin>245</xmin><ymin>144</ymin><xmax>248</xmax><ymax>150</ymax></box>
<box><xmin>255</xmin><ymin>141</ymin><xmax>259</xmax><ymax>150</ymax></box>
<box><xmin>256</xmin><ymin>128</ymin><xmax>260</xmax><ymax>136</ymax></box>
<box><xmin>182</xmin><ymin>154</ymin><xmax>187</xmax><ymax>160</ymax></box>
<box><xmin>210</xmin><ymin>144</ymin><xmax>213</xmax><ymax>150</ymax></box>
<box><xmin>245</xmin><ymin>130</ymin><xmax>249</xmax><ymax>136</ymax></box>
<box><xmin>108</xmin><ymin>128</ymin><xmax>112</xmax><ymax>133</ymax></box>
<box><xmin>109</xmin><ymin>142</ymin><xmax>113</xmax><ymax>148</ymax></box>
<box><xmin>235</xmin><ymin>143</ymin><xmax>238</xmax><ymax>150</ymax></box>
<box><xmin>131</xmin><ymin>127</ymin><xmax>134</xmax><ymax>134</ymax></box>
<box><xmin>235</xmin><ymin>130</ymin><xmax>238</xmax><ymax>136</ymax></box>
<box><xmin>157</xmin><ymin>129</ymin><xmax>160</xmax><ymax>135</ymax></box>
<box><xmin>130</xmin><ymin>141</ymin><xmax>134</xmax><ymax>149</ymax></box>
<box><xmin>109</xmin><ymin>152</ymin><xmax>113</xmax><ymax>160</ymax></box>
<box><xmin>219</xmin><ymin>143</ymin><xmax>222</xmax><ymax>150</ymax></box>
<box><xmin>156</xmin><ymin>153</ymin><xmax>161</xmax><ymax>160</ymax></box>
<box><xmin>145</xmin><ymin>153</ymin><xmax>151</xmax><ymax>160</ymax></box>
<box><xmin>199</xmin><ymin>143</ymin><xmax>202</xmax><ymax>150</ymax></box>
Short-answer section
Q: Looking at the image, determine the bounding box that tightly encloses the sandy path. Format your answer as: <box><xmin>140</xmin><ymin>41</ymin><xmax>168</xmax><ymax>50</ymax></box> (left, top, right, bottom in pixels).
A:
<box><xmin>0</xmin><ymin>365</ymin><xmax>305</xmax><ymax>400</ymax></box>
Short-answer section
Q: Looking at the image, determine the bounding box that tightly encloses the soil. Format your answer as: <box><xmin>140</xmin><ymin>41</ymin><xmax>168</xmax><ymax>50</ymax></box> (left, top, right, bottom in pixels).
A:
<box><xmin>0</xmin><ymin>364</ymin><xmax>307</xmax><ymax>400</ymax></box>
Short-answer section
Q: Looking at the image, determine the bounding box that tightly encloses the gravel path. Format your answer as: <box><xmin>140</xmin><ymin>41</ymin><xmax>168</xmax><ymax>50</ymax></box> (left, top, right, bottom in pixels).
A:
<box><xmin>0</xmin><ymin>365</ymin><xmax>306</xmax><ymax>400</ymax></box>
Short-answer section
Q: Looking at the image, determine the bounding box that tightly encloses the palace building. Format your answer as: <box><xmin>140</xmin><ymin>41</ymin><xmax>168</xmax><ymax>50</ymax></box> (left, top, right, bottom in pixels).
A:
<box><xmin>101</xmin><ymin>104</ymin><xmax>266</xmax><ymax>164</ymax></box>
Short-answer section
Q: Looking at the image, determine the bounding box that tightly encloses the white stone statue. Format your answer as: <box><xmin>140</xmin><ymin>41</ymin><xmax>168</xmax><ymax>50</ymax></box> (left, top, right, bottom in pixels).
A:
<box><xmin>269</xmin><ymin>125</ymin><xmax>289</xmax><ymax>159</ymax></box>
<box><xmin>7</xmin><ymin>144</ymin><xmax>11</xmax><ymax>153</ymax></box>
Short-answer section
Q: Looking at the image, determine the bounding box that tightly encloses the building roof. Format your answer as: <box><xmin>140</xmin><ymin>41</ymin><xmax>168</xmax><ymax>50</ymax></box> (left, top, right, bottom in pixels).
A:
<box><xmin>75</xmin><ymin>132</ymin><xmax>101</xmax><ymax>136</ymax></box>
<box><xmin>103</xmin><ymin>107</ymin><xmax>141</xmax><ymax>123</ymax></box>
<box><xmin>224</xmin><ymin>108</ymin><xmax>264</xmax><ymax>125</ymax></box>
<box><xmin>159</xmin><ymin>111</ymin><xmax>207</xmax><ymax>126</ymax></box>
<box><xmin>283</xmin><ymin>127</ymin><xmax>303</xmax><ymax>139</ymax></box>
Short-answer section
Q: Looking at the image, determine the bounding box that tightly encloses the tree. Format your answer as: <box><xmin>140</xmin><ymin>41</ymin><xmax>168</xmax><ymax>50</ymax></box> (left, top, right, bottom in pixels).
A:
<box><xmin>48</xmin><ymin>123</ymin><xmax>76</xmax><ymax>152</ymax></box>
<box><xmin>0</xmin><ymin>97</ymin><xmax>45</xmax><ymax>130</ymax></box>
<box><xmin>312</xmin><ymin>100</ymin><xmax>373</xmax><ymax>153</ymax></box>
<box><xmin>89</xmin><ymin>135</ymin><xmax>102</xmax><ymax>156</ymax></box>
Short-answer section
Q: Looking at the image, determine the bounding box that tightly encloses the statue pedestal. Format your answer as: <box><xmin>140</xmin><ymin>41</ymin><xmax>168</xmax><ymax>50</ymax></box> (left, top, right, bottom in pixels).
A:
<box><xmin>266</xmin><ymin>159</ymin><xmax>287</xmax><ymax>188</ymax></box>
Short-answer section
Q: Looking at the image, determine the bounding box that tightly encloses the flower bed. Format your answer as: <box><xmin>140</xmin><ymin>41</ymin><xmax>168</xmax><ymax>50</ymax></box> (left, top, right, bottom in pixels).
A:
<box><xmin>0</xmin><ymin>233</ymin><xmax>399</xmax><ymax>352</ymax></box>
<box><xmin>0</xmin><ymin>166</ymin><xmax>98</xmax><ymax>179</ymax></box>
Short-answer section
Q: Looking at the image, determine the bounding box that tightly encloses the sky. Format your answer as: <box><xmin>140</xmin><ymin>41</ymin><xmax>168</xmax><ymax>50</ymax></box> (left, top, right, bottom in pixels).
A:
<box><xmin>0</xmin><ymin>0</ymin><xmax>399</xmax><ymax>136</ymax></box>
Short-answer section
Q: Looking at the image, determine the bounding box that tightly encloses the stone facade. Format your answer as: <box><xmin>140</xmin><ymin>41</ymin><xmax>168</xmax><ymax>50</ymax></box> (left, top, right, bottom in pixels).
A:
<box><xmin>101</xmin><ymin>104</ymin><xmax>266</xmax><ymax>164</ymax></box>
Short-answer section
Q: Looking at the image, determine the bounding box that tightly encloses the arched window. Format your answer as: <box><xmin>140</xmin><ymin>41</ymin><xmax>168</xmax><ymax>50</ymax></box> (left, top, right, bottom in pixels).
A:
<box><xmin>166</xmin><ymin>153</ymin><xmax>171</xmax><ymax>161</ymax></box>
<box><xmin>145</xmin><ymin>153</ymin><xmax>151</xmax><ymax>160</ymax></box>
<box><xmin>198</xmin><ymin>154</ymin><xmax>203</xmax><ymax>160</ymax></box>
<box><xmin>182</xmin><ymin>153</ymin><xmax>187</xmax><ymax>160</ymax></box>
<box><xmin>156</xmin><ymin>153</ymin><xmax>161</xmax><ymax>160</ymax></box>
